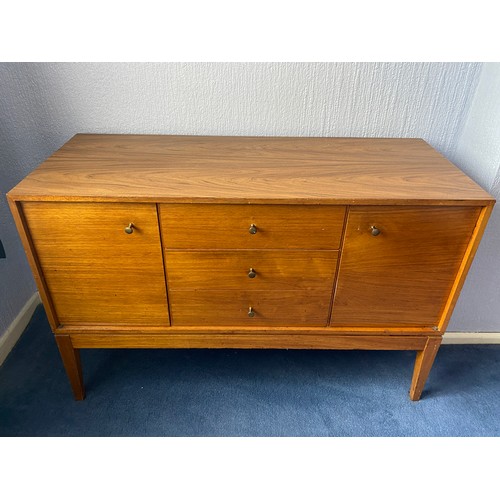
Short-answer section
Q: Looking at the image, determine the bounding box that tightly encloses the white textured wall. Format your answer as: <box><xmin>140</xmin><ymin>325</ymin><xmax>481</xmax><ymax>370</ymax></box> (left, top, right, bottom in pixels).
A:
<box><xmin>0</xmin><ymin>62</ymin><xmax>482</xmax><ymax>153</ymax></box>
<box><xmin>447</xmin><ymin>63</ymin><xmax>500</xmax><ymax>331</ymax></box>
<box><xmin>0</xmin><ymin>62</ymin><xmax>490</xmax><ymax>336</ymax></box>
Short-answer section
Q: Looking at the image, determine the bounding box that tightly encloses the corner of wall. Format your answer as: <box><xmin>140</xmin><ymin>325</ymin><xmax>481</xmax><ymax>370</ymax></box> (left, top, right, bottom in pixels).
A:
<box><xmin>0</xmin><ymin>292</ymin><xmax>41</xmax><ymax>366</ymax></box>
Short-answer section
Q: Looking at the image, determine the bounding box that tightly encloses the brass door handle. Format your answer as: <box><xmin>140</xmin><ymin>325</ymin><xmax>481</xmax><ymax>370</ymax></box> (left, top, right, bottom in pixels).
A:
<box><xmin>124</xmin><ymin>223</ymin><xmax>135</xmax><ymax>234</ymax></box>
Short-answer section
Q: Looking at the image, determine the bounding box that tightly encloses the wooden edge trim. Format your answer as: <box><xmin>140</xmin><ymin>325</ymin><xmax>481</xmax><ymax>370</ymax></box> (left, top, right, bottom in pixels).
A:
<box><xmin>6</xmin><ymin>194</ymin><xmax>494</xmax><ymax>206</ymax></box>
<box><xmin>438</xmin><ymin>203</ymin><xmax>495</xmax><ymax>332</ymax></box>
<box><xmin>328</xmin><ymin>206</ymin><xmax>349</xmax><ymax>324</ymax></box>
<box><xmin>155</xmin><ymin>204</ymin><xmax>172</xmax><ymax>325</ymax></box>
<box><xmin>6</xmin><ymin>196</ymin><xmax>60</xmax><ymax>331</ymax></box>
<box><xmin>70</xmin><ymin>333</ymin><xmax>430</xmax><ymax>350</ymax></box>
<box><xmin>56</xmin><ymin>325</ymin><xmax>435</xmax><ymax>336</ymax></box>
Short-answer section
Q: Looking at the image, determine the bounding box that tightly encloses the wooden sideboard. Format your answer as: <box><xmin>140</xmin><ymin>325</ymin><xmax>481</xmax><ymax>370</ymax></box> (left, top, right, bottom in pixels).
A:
<box><xmin>7</xmin><ymin>135</ymin><xmax>494</xmax><ymax>401</ymax></box>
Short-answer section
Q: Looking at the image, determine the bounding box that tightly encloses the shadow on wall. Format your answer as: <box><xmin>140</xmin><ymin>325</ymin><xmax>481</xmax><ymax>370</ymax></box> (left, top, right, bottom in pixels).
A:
<box><xmin>0</xmin><ymin>63</ymin><xmax>76</xmax><ymax>335</ymax></box>
<box><xmin>448</xmin><ymin>190</ymin><xmax>500</xmax><ymax>332</ymax></box>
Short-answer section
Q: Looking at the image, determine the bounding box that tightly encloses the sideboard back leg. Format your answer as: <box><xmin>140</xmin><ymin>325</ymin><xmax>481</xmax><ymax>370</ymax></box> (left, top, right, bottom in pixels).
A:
<box><xmin>409</xmin><ymin>337</ymin><xmax>441</xmax><ymax>401</ymax></box>
<box><xmin>55</xmin><ymin>335</ymin><xmax>85</xmax><ymax>401</ymax></box>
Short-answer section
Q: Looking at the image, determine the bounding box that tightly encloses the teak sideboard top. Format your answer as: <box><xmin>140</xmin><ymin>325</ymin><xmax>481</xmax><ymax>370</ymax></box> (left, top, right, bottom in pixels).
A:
<box><xmin>8</xmin><ymin>134</ymin><xmax>494</xmax><ymax>205</ymax></box>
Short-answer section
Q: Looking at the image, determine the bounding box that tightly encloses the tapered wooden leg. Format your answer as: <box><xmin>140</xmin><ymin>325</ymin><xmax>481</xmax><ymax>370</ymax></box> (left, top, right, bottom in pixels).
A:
<box><xmin>55</xmin><ymin>335</ymin><xmax>85</xmax><ymax>400</ymax></box>
<box><xmin>409</xmin><ymin>337</ymin><xmax>441</xmax><ymax>401</ymax></box>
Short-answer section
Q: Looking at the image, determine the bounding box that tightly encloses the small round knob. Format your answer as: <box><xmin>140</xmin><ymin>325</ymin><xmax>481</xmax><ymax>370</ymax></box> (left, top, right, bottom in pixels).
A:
<box><xmin>248</xmin><ymin>268</ymin><xmax>257</xmax><ymax>279</ymax></box>
<box><xmin>248</xmin><ymin>306</ymin><xmax>255</xmax><ymax>318</ymax></box>
<box><xmin>249</xmin><ymin>224</ymin><xmax>258</xmax><ymax>234</ymax></box>
<box><xmin>370</xmin><ymin>226</ymin><xmax>381</xmax><ymax>236</ymax></box>
<box><xmin>125</xmin><ymin>223</ymin><xmax>134</xmax><ymax>234</ymax></box>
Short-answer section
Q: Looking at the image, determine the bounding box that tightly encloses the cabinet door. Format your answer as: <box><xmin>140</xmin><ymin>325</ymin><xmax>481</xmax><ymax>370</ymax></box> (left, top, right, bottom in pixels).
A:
<box><xmin>331</xmin><ymin>206</ymin><xmax>480</xmax><ymax>327</ymax></box>
<box><xmin>22</xmin><ymin>202</ymin><xmax>169</xmax><ymax>326</ymax></box>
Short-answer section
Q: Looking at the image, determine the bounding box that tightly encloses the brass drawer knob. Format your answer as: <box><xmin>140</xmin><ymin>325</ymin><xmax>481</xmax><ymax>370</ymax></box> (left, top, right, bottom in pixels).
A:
<box><xmin>370</xmin><ymin>225</ymin><xmax>381</xmax><ymax>236</ymax></box>
<box><xmin>249</xmin><ymin>224</ymin><xmax>258</xmax><ymax>234</ymax></box>
<box><xmin>248</xmin><ymin>306</ymin><xmax>255</xmax><ymax>318</ymax></box>
<box><xmin>248</xmin><ymin>268</ymin><xmax>257</xmax><ymax>279</ymax></box>
<box><xmin>124</xmin><ymin>223</ymin><xmax>135</xmax><ymax>234</ymax></box>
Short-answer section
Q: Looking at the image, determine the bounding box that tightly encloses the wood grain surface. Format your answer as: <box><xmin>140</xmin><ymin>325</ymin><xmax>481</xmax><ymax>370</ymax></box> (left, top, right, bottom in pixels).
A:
<box><xmin>8</xmin><ymin>135</ymin><xmax>494</xmax><ymax>204</ymax></box>
<box><xmin>56</xmin><ymin>324</ymin><xmax>435</xmax><ymax>336</ymax></box>
<box><xmin>69</xmin><ymin>332</ymin><xmax>430</xmax><ymax>350</ymax></box>
<box><xmin>160</xmin><ymin>204</ymin><xmax>345</xmax><ymax>250</ymax></box>
<box><xmin>165</xmin><ymin>250</ymin><xmax>338</xmax><ymax>290</ymax></box>
<box><xmin>21</xmin><ymin>202</ymin><xmax>170</xmax><ymax>326</ymax></box>
<box><xmin>7</xmin><ymin>198</ymin><xmax>60</xmax><ymax>331</ymax></box>
<box><xmin>331</xmin><ymin>206</ymin><xmax>481</xmax><ymax>327</ymax></box>
<box><xmin>6</xmin><ymin>134</ymin><xmax>495</xmax><ymax>401</ymax></box>
<box><xmin>168</xmin><ymin>289</ymin><xmax>332</xmax><ymax>326</ymax></box>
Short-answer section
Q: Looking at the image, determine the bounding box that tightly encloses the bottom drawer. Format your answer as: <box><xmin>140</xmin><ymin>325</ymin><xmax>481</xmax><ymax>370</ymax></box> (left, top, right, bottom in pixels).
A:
<box><xmin>169</xmin><ymin>290</ymin><xmax>332</xmax><ymax>326</ymax></box>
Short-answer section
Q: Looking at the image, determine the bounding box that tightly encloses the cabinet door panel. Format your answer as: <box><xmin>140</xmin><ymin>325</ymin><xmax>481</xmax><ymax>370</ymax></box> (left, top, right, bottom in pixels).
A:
<box><xmin>331</xmin><ymin>206</ymin><xmax>480</xmax><ymax>327</ymax></box>
<box><xmin>22</xmin><ymin>202</ymin><xmax>169</xmax><ymax>326</ymax></box>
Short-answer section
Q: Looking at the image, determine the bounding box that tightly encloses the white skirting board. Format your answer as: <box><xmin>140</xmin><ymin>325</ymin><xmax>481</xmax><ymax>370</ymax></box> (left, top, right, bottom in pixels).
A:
<box><xmin>442</xmin><ymin>332</ymin><xmax>500</xmax><ymax>344</ymax></box>
<box><xmin>0</xmin><ymin>292</ymin><xmax>499</xmax><ymax>367</ymax></box>
<box><xmin>0</xmin><ymin>292</ymin><xmax>41</xmax><ymax>366</ymax></box>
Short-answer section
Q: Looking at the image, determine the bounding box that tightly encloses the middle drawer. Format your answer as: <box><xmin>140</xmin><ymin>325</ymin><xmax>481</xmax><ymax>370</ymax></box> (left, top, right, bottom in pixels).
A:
<box><xmin>165</xmin><ymin>250</ymin><xmax>339</xmax><ymax>291</ymax></box>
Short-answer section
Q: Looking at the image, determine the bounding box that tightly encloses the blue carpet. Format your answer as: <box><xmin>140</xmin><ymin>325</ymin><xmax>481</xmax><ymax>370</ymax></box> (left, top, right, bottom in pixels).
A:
<box><xmin>0</xmin><ymin>305</ymin><xmax>499</xmax><ymax>436</ymax></box>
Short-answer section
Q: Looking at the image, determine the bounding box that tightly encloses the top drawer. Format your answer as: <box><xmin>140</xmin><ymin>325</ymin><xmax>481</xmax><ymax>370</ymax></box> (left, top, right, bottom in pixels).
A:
<box><xmin>159</xmin><ymin>204</ymin><xmax>346</xmax><ymax>249</ymax></box>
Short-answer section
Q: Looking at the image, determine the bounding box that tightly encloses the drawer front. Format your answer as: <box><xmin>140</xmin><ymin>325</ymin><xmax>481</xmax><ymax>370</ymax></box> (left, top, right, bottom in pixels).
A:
<box><xmin>165</xmin><ymin>250</ymin><xmax>338</xmax><ymax>290</ymax></box>
<box><xmin>331</xmin><ymin>206</ymin><xmax>481</xmax><ymax>327</ymax></box>
<box><xmin>160</xmin><ymin>204</ymin><xmax>346</xmax><ymax>249</ymax></box>
<box><xmin>22</xmin><ymin>202</ymin><xmax>169</xmax><ymax>326</ymax></box>
<box><xmin>169</xmin><ymin>290</ymin><xmax>332</xmax><ymax>326</ymax></box>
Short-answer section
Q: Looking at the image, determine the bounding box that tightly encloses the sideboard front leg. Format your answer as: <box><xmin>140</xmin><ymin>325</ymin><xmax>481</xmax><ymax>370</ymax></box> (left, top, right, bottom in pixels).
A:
<box><xmin>409</xmin><ymin>337</ymin><xmax>441</xmax><ymax>401</ymax></box>
<box><xmin>55</xmin><ymin>335</ymin><xmax>85</xmax><ymax>401</ymax></box>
